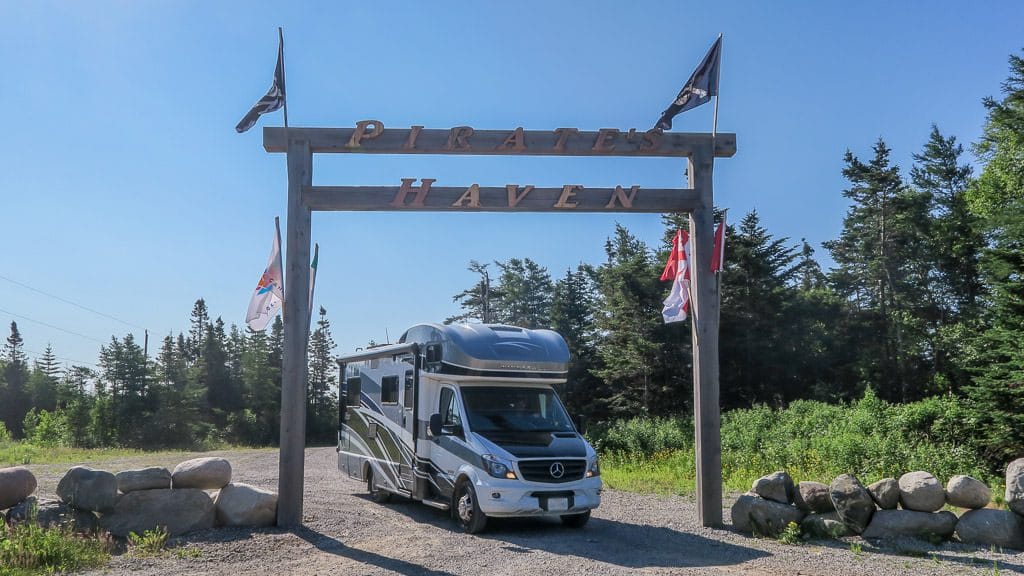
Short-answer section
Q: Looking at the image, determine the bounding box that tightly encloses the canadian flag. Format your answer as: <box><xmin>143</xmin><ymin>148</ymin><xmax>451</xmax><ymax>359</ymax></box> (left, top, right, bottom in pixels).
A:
<box><xmin>661</xmin><ymin>230</ymin><xmax>691</xmax><ymax>323</ymax></box>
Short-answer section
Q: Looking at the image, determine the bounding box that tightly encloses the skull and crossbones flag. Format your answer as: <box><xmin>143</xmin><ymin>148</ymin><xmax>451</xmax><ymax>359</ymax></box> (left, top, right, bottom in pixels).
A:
<box><xmin>236</xmin><ymin>30</ymin><xmax>286</xmax><ymax>133</ymax></box>
<box><xmin>655</xmin><ymin>35</ymin><xmax>722</xmax><ymax>131</ymax></box>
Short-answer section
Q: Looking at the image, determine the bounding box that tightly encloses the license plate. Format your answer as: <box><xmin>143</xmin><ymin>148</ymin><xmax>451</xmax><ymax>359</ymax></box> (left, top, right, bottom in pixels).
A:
<box><xmin>548</xmin><ymin>497</ymin><xmax>568</xmax><ymax>512</ymax></box>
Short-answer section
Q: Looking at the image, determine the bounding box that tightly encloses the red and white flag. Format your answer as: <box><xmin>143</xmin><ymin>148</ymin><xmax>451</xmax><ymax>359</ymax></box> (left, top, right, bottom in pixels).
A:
<box><xmin>661</xmin><ymin>230</ymin><xmax>691</xmax><ymax>323</ymax></box>
<box><xmin>711</xmin><ymin>212</ymin><xmax>727</xmax><ymax>272</ymax></box>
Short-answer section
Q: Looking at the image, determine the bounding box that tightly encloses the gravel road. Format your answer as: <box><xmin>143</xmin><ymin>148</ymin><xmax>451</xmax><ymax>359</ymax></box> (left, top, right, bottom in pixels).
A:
<box><xmin>25</xmin><ymin>447</ymin><xmax>1024</xmax><ymax>575</ymax></box>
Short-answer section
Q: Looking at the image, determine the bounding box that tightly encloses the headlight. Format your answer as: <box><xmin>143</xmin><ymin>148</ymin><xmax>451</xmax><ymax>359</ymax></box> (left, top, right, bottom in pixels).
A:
<box><xmin>482</xmin><ymin>454</ymin><xmax>517</xmax><ymax>480</ymax></box>
<box><xmin>586</xmin><ymin>456</ymin><xmax>601</xmax><ymax>478</ymax></box>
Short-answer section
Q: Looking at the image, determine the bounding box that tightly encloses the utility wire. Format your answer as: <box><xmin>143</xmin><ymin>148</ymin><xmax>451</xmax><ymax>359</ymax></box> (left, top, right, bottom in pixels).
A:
<box><xmin>0</xmin><ymin>273</ymin><xmax>148</xmax><ymax>331</ymax></box>
<box><xmin>0</xmin><ymin>306</ymin><xmax>109</xmax><ymax>344</ymax></box>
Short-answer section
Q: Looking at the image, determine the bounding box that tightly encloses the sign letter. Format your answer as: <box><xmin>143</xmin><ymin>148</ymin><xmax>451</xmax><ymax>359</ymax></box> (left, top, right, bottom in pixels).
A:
<box><xmin>552</xmin><ymin>128</ymin><xmax>579</xmax><ymax>152</ymax></box>
<box><xmin>452</xmin><ymin>184</ymin><xmax>481</xmax><ymax>208</ymax></box>
<box><xmin>445</xmin><ymin>126</ymin><xmax>475</xmax><ymax>150</ymax></box>
<box><xmin>404</xmin><ymin>125</ymin><xmax>424</xmax><ymax>150</ymax></box>
<box><xmin>640</xmin><ymin>128</ymin><xmax>662</xmax><ymax>151</ymax></box>
<box><xmin>506</xmin><ymin>184</ymin><xmax>535</xmax><ymax>208</ymax></box>
<box><xmin>347</xmin><ymin>120</ymin><xmax>384</xmax><ymax>148</ymax></box>
<box><xmin>592</xmin><ymin>128</ymin><xmax>619</xmax><ymax>152</ymax></box>
<box><xmin>605</xmin><ymin>185</ymin><xmax>640</xmax><ymax>209</ymax></box>
<box><xmin>554</xmin><ymin>185</ymin><xmax>583</xmax><ymax>209</ymax></box>
<box><xmin>390</xmin><ymin>178</ymin><xmax>436</xmax><ymax>208</ymax></box>
<box><xmin>497</xmin><ymin>127</ymin><xmax>526</xmax><ymax>152</ymax></box>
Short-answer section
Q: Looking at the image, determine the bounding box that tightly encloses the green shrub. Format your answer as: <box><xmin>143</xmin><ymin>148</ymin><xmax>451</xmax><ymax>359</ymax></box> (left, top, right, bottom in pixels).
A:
<box><xmin>129</xmin><ymin>527</ymin><xmax>169</xmax><ymax>557</ymax></box>
<box><xmin>0</xmin><ymin>519</ymin><xmax>110</xmax><ymax>574</ymax></box>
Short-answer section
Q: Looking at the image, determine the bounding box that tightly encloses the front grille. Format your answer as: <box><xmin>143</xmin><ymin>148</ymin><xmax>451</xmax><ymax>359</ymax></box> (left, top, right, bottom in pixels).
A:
<box><xmin>517</xmin><ymin>459</ymin><xmax>586</xmax><ymax>483</ymax></box>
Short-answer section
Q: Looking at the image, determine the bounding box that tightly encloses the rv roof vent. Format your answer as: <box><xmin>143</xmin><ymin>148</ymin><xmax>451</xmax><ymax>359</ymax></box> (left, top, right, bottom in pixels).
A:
<box><xmin>490</xmin><ymin>326</ymin><xmax>524</xmax><ymax>333</ymax></box>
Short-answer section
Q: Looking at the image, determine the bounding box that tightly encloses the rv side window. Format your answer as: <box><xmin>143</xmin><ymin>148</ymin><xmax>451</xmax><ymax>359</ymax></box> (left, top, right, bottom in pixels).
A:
<box><xmin>381</xmin><ymin>375</ymin><xmax>399</xmax><ymax>404</ymax></box>
<box><xmin>403</xmin><ymin>370</ymin><xmax>414</xmax><ymax>409</ymax></box>
<box><xmin>439</xmin><ymin>388</ymin><xmax>461</xmax><ymax>427</ymax></box>
<box><xmin>346</xmin><ymin>377</ymin><xmax>361</xmax><ymax>407</ymax></box>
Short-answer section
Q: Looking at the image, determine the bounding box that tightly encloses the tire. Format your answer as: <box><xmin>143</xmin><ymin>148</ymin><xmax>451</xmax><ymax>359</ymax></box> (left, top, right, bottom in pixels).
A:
<box><xmin>367</xmin><ymin>467</ymin><xmax>392</xmax><ymax>503</ymax></box>
<box><xmin>453</xmin><ymin>481</ymin><xmax>487</xmax><ymax>534</ymax></box>
<box><xmin>560</xmin><ymin>510</ymin><xmax>591</xmax><ymax>528</ymax></box>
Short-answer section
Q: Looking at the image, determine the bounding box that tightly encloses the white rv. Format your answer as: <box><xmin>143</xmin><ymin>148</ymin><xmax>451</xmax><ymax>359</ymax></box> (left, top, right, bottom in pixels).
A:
<box><xmin>336</xmin><ymin>323</ymin><xmax>601</xmax><ymax>533</ymax></box>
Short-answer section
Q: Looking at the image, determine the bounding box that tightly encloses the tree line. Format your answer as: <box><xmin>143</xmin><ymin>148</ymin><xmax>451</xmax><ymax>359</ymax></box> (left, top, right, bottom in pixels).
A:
<box><xmin>1</xmin><ymin>52</ymin><xmax>1022</xmax><ymax>470</ymax></box>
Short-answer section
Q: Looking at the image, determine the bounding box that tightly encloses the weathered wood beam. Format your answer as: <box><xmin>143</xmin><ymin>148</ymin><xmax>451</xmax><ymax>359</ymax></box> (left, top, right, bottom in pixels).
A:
<box><xmin>302</xmin><ymin>184</ymin><xmax>704</xmax><ymax>213</ymax></box>
<box><xmin>264</xmin><ymin>126</ymin><xmax>735</xmax><ymax>158</ymax></box>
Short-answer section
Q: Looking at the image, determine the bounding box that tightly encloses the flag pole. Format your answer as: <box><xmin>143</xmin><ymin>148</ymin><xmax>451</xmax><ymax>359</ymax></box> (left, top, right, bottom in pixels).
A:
<box><xmin>712</xmin><ymin>33</ymin><xmax>722</xmax><ymax>137</ymax></box>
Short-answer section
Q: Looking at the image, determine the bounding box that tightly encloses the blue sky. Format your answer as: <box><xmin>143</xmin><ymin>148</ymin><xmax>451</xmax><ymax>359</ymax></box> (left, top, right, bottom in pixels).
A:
<box><xmin>2</xmin><ymin>1</ymin><xmax>1021</xmax><ymax>369</ymax></box>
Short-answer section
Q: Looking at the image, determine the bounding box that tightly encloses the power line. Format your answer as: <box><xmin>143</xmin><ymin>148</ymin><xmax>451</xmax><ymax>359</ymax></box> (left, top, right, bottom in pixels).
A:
<box><xmin>0</xmin><ymin>273</ymin><xmax>148</xmax><ymax>331</ymax></box>
<box><xmin>23</xmin><ymin>347</ymin><xmax>100</xmax><ymax>368</ymax></box>
<box><xmin>0</xmin><ymin>306</ymin><xmax>109</xmax><ymax>344</ymax></box>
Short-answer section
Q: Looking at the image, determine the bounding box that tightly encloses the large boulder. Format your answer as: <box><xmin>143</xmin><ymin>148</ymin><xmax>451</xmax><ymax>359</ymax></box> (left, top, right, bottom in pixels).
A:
<box><xmin>867</xmin><ymin>478</ymin><xmax>900</xmax><ymax>510</ymax></box>
<box><xmin>56</xmin><ymin>466</ymin><xmax>118</xmax><ymax>513</ymax></box>
<box><xmin>747</xmin><ymin>496</ymin><xmax>805</xmax><ymax>537</ymax></box>
<box><xmin>116</xmin><ymin>467</ymin><xmax>171</xmax><ymax>493</ymax></box>
<box><xmin>0</xmin><ymin>466</ymin><xmax>37</xmax><ymax>510</ymax></box>
<box><xmin>1006</xmin><ymin>458</ymin><xmax>1024</xmax><ymax>516</ymax></box>
<box><xmin>955</xmin><ymin>509</ymin><xmax>1024</xmax><ymax>550</ymax></box>
<box><xmin>730</xmin><ymin>492</ymin><xmax>758</xmax><ymax>532</ymax></box>
<box><xmin>751</xmin><ymin>471</ymin><xmax>795</xmax><ymax>504</ymax></box>
<box><xmin>829</xmin><ymin>474</ymin><xmax>875</xmax><ymax>534</ymax></box>
<box><xmin>800</xmin><ymin>512</ymin><xmax>851</xmax><ymax>539</ymax></box>
<box><xmin>100</xmin><ymin>488</ymin><xmax>214</xmax><ymax>537</ymax></box>
<box><xmin>946</xmin><ymin>475</ymin><xmax>991</xmax><ymax>510</ymax></box>
<box><xmin>171</xmin><ymin>457</ymin><xmax>231</xmax><ymax>490</ymax></box>
<box><xmin>214</xmin><ymin>483</ymin><xmax>277</xmax><ymax>527</ymax></box>
<box><xmin>862</xmin><ymin>509</ymin><xmax>957</xmax><ymax>542</ymax></box>
<box><xmin>794</xmin><ymin>481</ymin><xmax>834</xmax><ymax>513</ymax></box>
<box><xmin>6</xmin><ymin>496</ymin><xmax>99</xmax><ymax>533</ymax></box>
<box><xmin>898</xmin><ymin>471</ymin><xmax>945</xmax><ymax>512</ymax></box>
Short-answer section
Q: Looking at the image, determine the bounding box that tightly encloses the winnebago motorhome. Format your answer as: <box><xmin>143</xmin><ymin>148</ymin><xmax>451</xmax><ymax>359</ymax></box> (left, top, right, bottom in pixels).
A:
<box><xmin>336</xmin><ymin>323</ymin><xmax>601</xmax><ymax>533</ymax></box>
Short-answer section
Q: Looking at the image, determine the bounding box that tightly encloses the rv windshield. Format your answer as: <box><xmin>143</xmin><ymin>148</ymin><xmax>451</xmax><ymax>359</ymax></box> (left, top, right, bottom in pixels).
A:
<box><xmin>460</xmin><ymin>387</ymin><xmax>575</xmax><ymax>434</ymax></box>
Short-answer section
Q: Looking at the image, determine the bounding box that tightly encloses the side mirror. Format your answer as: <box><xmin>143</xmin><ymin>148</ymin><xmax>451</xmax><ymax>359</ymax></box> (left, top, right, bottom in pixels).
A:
<box><xmin>429</xmin><ymin>413</ymin><xmax>442</xmax><ymax>437</ymax></box>
<box><xmin>442</xmin><ymin>423</ymin><xmax>464</xmax><ymax>437</ymax></box>
<box><xmin>573</xmin><ymin>414</ymin><xmax>587</xmax><ymax>435</ymax></box>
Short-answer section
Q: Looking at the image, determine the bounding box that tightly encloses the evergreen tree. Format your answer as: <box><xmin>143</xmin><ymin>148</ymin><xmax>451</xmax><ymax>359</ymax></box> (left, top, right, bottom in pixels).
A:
<box><xmin>824</xmin><ymin>139</ymin><xmax>935</xmax><ymax>402</ymax></box>
<box><xmin>186</xmin><ymin>299</ymin><xmax>210</xmax><ymax>363</ymax></box>
<box><xmin>549</xmin><ymin>264</ymin><xmax>604</xmax><ymax>420</ymax></box>
<box><xmin>593</xmin><ymin>225</ymin><xmax>690</xmax><ymax>418</ymax></box>
<box><xmin>63</xmin><ymin>366</ymin><xmax>95</xmax><ymax>447</ymax></box>
<box><xmin>446</xmin><ymin>261</ymin><xmax>494</xmax><ymax>324</ymax></box>
<box><xmin>964</xmin><ymin>52</ymin><xmax>1024</xmax><ymax>466</ymax></box>
<box><xmin>492</xmin><ymin>258</ymin><xmax>553</xmax><ymax>328</ymax></box>
<box><xmin>307</xmin><ymin>306</ymin><xmax>338</xmax><ymax>444</ymax></box>
<box><xmin>244</xmin><ymin>326</ymin><xmax>280</xmax><ymax>444</ymax></box>
<box><xmin>1</xmin><ymin>322</ymin><xmax>31</xmax><ymax>437</ymax></box>
<box><xmin>29</xmin><ymin>344</ymin><xmax>61</xmax><ymax>412</ymax></box>
<box><xmin>99</xmin><ymin>334</ymin><xmax>149</xmax><ymax>446</ymax></box>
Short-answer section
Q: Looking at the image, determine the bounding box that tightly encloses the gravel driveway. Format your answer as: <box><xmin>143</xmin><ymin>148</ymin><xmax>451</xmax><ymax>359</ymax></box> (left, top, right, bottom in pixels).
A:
<box><xmin>25</xmin><ymin>447</ymin><xmax>1024</xmax><ymax>575</ymax></box>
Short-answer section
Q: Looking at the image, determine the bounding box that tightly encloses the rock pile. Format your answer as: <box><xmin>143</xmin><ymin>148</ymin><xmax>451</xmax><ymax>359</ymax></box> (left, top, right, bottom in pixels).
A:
<box><xmin>0</xmin><ymin>456</ymin><xmax>278</xmax><ymax>537</ymax></box>
<box><xmin>731</xmin><ymin>458</ymin><xmax>1024</xmax><ymax>551</ymax></box>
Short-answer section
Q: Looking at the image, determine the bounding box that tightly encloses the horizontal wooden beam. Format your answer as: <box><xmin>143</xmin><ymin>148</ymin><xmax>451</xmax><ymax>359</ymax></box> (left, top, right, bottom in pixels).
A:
<box><xmin>302</xmin><ymin>184</ymin><xmax>704</xmax><ymax>213</ymax></box>
<box><xmin>264</xmin><ymin>125</ymin><xmax>735</xmax><ymax>158</ymax></box>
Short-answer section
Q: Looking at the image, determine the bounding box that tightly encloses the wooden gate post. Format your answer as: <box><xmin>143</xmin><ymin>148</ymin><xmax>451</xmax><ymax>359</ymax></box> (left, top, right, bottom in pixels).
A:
<box><xmin>688</xmin><ymin>149</ymin><xmax>723</xmax><ymax>527</ymax></box>
<box><xmin>278</xmin><ymin>137</ymin><xmax>312</xmax><ymax>527</ymax></box>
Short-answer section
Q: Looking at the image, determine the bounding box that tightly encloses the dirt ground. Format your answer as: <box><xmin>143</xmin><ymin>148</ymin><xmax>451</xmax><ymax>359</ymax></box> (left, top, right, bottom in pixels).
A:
<box><xmin>23</xmin><ymin>447</ymin><xmax>1024</xmax><ymax>575</ymax></box>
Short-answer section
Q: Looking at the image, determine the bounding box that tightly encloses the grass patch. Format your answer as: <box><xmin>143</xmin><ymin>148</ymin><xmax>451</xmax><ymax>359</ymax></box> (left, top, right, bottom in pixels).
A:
<box><xmin>0</xmin><ymin>521</ymin><xmax>111</xmax><ymax>575</ymax></box>
<box><xmin>129</xmin><ymin>527</ymin><xmax>169</xmax><ymax>557</ymax></box>
<box><xmin>0</xmin><ymin>442</ymin><xmax>156</xmax><ymax>467</ymax></box>
<box><xmin>601</xmin><ymin>450</ymin><xmax>696</xmax><ymax>494</ymax></box>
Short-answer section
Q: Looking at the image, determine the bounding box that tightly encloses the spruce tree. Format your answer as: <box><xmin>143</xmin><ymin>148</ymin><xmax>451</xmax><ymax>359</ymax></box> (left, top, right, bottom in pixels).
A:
<box><xmin>492</xmin><ymin>258</ymin><xmax>554</xmax><ymax>328</ymax></box>
<box><xmin>2</xmin><ymin>322</ymin><xmax>31</xmax><ymax>437</ymax></box>
<box><xmin>307</xmin><ymin>306</ymin><xmax>338</xmax><ymax>444</ymax></box>
<box><xmin>446</xmin><ymin>261</ymin><xmax>494</xmax><ymax>324</ymax></box>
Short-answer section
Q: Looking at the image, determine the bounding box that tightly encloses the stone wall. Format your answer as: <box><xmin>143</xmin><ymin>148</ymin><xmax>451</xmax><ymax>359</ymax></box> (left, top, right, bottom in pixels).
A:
<box><xmin>731</xmin><ymin>458</ymin><xmax>1024</xmax><ymax>551</ymax></box>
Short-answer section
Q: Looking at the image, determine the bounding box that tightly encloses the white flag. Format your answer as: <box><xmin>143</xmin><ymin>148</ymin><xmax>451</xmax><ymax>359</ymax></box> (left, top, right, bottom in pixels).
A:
<box><xmin>246</xmin><ymin>218</ymin><xmax>284</xmax><ymax>331</ymax></box>
<box><xmin>662</xmin><ymin>230</ymin><xmax>691</xmax><ymax>323</ymax></box>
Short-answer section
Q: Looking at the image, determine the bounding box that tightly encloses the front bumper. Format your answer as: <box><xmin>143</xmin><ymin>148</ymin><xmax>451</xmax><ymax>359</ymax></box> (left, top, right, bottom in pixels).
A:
<box><xmin>473</xmin><ymin>475</ymin><xmax>602</xmax><ymax>517</ymax></box>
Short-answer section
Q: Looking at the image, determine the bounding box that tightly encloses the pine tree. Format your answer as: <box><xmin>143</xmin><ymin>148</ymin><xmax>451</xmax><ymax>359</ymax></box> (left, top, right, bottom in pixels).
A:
<box><xmin>549</xmin><ymin>264</ymin><xmax>604</xmax><ymax>420</ymax></box>
<box><xmin>30</xmin><ymin>344</ymin><xmax>61</xmax><ymax>412</ymax></box>
<box><xmin>446</xmin><ymin>261</ymin><xmax>494</xmax><ymax>324</ymax></box>
<box><xmin>492</xmin><ymin>258</ymin><xmax>553</xmax><ymax>328</ymax></box>
<box><xmin>307</xmin><ymin>306</ymin><xmax>338</xmax><ymax>444</ymax></box>
<box><xmin>964</xmin><ymin>52</ymin><xmax>1024</xmax><ymax>467</ymax></box>
<box><xmin>824</xmin><ymin>139</ymin><xmax>935</xmax><ymax>402</ymax></box>
<box><xmin>186</xmin><ymin>299</ymin><xmax>210</xmax><ymax>363</ymax></box>
<box><xmin>1</xmin><ymin>322</ymin><xmax>31</xmax><ymax>437</ymax></box>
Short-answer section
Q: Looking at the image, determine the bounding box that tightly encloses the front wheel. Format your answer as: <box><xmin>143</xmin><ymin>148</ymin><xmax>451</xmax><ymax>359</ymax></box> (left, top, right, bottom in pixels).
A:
<box><xmin>561</xmin><ymin>510</ymin><xmax>591</xmax><ymax>528</ymax></box>
<box><xmin>454</xmin><ymin>481</ymin><xmax>487</xmax><ymax>534</ymax></box>
<box><xmin>367</xmin><ymin>468</ymin><xmax>391</xmax><ymax>503</ymax></box>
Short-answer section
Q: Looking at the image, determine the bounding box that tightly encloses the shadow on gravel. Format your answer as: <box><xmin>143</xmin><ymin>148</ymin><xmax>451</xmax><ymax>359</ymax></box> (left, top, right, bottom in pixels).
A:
<box><xmin>291</xmin><ymin>526</ymin><xmax>460</xmax><ymax>576</ymax></box>
<box><xmin>834</xmin><ymin>537</ymin><xmax>1024</xmax><ymax>574</ymax></box>
<box><xmin>476</xmin><ymin>517</ymin><xmax>772</xmax><ymax>569</ymax></box>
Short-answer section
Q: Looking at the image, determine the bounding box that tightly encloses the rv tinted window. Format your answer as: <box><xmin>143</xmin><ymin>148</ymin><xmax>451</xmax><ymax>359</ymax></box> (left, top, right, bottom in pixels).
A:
<box><xmin>403</xmin><ymin>371</ymin><xmax>414</xmax><ymax>409</ymax></box>
<box><xmin>346</xmin><ymin>377</ymin><xmax>361</xmax><ymax>407</ymax></box>
<box><xmin>381</xmin><ymin>375</ymin><xmax>399</xmax><ymax>404</ymax></box>
<box><xmin>440</xmin><ymin>388</ymin><xmax>461</xmax><ymax>427</ymax></box>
